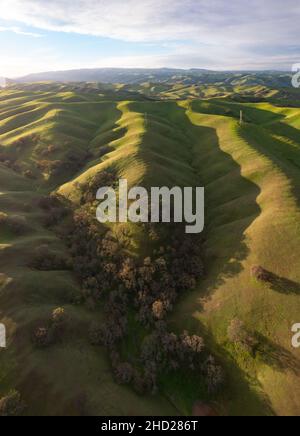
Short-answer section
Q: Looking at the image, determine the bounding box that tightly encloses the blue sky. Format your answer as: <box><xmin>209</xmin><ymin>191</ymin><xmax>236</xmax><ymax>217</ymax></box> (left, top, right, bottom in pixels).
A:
<box><xmin>0</xmin><ymin>0</ymin><xmax>300</xmax><ymax>77</ymax></box>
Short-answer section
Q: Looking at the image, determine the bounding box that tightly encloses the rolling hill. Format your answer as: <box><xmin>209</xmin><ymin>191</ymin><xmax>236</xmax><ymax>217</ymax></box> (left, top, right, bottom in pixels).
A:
<box><xmin>0</xmin><ymin>81</ymin><xmax>300</xmax><ymax>416</ymax></box>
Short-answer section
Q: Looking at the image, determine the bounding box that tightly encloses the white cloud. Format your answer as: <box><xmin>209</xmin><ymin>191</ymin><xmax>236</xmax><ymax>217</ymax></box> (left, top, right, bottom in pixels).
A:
<box><xmin>0</xmin><ymin>0</ymin><xmax>299</xmax><ymax>74</ymax></box>
<box><xmin>0</xmin><ymin>0</ymin><xmax>299</xmax><ymax>46</ymax></box>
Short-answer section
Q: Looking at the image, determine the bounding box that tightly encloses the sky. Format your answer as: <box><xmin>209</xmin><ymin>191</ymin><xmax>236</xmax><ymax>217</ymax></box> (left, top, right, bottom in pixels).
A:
<box><xmin>0</xmin><ymin>0</ymin><xmax>300</xmax><ymax>77</ymax></box>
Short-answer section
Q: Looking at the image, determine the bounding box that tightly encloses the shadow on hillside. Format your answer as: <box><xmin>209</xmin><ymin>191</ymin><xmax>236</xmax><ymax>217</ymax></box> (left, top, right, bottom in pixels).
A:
<box><xmin>259</xmin><ymin>269</ymin><xmax>300</xmax><ymax>295</ymax></box>
<box><xmin>165</xmin><ymin>106</ymin><xmax>271</xmax><ymax>414</ymax></box>
<box><xmin>117</xmin><ymin>101</ymin><xmax>263</xmax><ymax>309</ymax></box>
<box><xmin>178</xmin><ymin>319</ymin><xmax>275</xmax><ymax>416</ymax></box>
<box><xmin>255</xmin><ymin>333</ymin><xmax>300</xmax><ymax>375</ymax></box>
<box><xmin>269</xmin><ymin>121</ymin><xmax>300</xmax><ymax>150</ymax></box>
<box><xmin>191</xmin><ymin>99</ymin><xmax>284</xmax><ymax>125</ymax></box>
<box><xmin>238</xmin><ymin>108</ymin><xmax>300</xmax><ymax>208</ymax></box>
<box><xmin>45</xmin><ymin>102</ymin><xmax>125</xmax><ymax>191</ymax></box>
<box><xmin>190</xmin><ymin>119</ymin><xmax>262</xmax><ymax>298</ymax></box>
<box><xmin>264</xmin><ymin>121</ymin><xmax>300</xmax><ymax>207</ymax></box>
<box><xmin>270</xmin><ymin>276</ymin><xmax>300</xmax><ymax>295</ymax></box>
<box><xmin>129</xmin><ymin>100</ymin><xmax>200</xmax><ymax>188</ymax></box>
<box><xmin>129</xmin><ymin>101</ymin><xmax>261</xmax><ymax>296</ymax></box>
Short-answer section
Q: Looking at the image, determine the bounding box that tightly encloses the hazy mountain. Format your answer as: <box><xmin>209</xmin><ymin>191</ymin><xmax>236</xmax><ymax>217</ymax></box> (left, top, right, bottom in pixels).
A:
<box><xmin>15</xmin><ymin>68</ymin><xmax>199</xmax><ymax>84</ymax></box>
<box><xmin>14</xmin><ymin>68</ymin><xmax>292</xmax><ymax>87</ymax></box>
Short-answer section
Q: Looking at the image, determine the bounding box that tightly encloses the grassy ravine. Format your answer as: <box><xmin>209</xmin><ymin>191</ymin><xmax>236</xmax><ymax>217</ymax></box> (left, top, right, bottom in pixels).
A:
<box><xmin>0</xmin><ymin>85</ymin><xmax>300</xmax><ymax>416</ymax></box>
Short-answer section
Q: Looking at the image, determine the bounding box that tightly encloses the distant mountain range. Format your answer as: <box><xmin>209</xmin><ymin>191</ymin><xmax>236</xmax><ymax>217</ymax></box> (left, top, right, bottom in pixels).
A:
<box><xmin>10</xmin><ymin>68</ymin><xmax>293</xmax><ymax>87</ymax></box>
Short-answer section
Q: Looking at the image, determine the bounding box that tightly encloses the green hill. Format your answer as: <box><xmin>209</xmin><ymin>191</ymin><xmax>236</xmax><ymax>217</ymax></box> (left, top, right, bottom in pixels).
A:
<box><xmin>0</xmin><ymin>83</ymin><xmax>300</xmax><ymax>416</ymax></box>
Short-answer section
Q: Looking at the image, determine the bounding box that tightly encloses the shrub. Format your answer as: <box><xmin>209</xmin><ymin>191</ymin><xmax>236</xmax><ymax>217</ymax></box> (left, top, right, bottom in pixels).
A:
<box><xmin>0</xmin><ymin>213</ymin><xmax>28</xmax><ymax>235</ymax></box>
<box><xmin>228</xmin><ymin>319</ymin><xmax>247</xmax><ymax>344</ymax></box>
<box><xmin>24</xmin><ymin>169</ymin><xmax>37</xmax><ymax>179</ymax></box>
<box><xmin>227</xmin><ymin>318</ymin><xmax>256</xmax><ymax>352</ymax></box>
<box><xmin>202</xmin><ymin>356</ymin><xmax>224</xmax><ymax>394</ymax></box>
<box><xmin>88</xmin><ymin>322</ymin><xmax>103</xmax><ymax>345</ymax></box>
<box><xmin>81</xmin><ymin>170</ymin><xmax>117</xmax><ymax>203</ymax></box>
<box><xmin>180</xmin><ymin>332</ymin><xmax>205</xmax><ymax>355</ymax></box>
<box><xmin>0</xmin><ymin>212</ymin><xmax>7</xmax><ymax>225</ymax></box>
<box><xmin>251</xmin><ymin>265</ymin><xmax>272</xmax><ymax>282</ymax></box>
<box><xmin>0</xmin><ymin>390</ymin><xmax>25</xmax><ymax>416</ymax></box>
<box><xmin>37</xmin><ymin>196</ymin><xmax>61</xmax><ymax>211</ymax></box>
<box><xmin>114</xmin><ymin>363</ymin><xmax>134</xmax><ymax>385</ymax></box>
<box><xmin>32</xmin><ymin>326</ymin><xmax>52</xmax><ymax>347</ymax></box>
<box><xmin>40</xmin><ymin>144</ymin><xmax>58</xmax><ymax>157</ymax></box>
<box><xmin>52</xmin><ymin>307</ymin><xmax>67</xmax><ymax>327</ymax></box>
<box><xmin>0</xmin><ymin>152</ymin><xmax>13</xmax><ymax>163</ymax></box>
<box><xmin>0</xmin><ymin>152</ymin><xmax>20</xmax><ymax>172</ymax></box>
<box><xmin>132</xmin><ymin>371</ymin><xmax>147</xmax><ymax>395</ymax></box>
<box><xmin>29</xmin><ymin>245</ymin><xmax>72</xmax><ymax>271</ymax></box>
<box><xmin>37</xmin><ymin>195</ymin><xmax>69</xmax><ymax>227</ymax></box>
<box><xmin>36</xmin><ymin>159</ymin><xmax>62</xmax><ymax>174</ymax></box>
<box><xmin>50</xmin><ymin>307</ymin><xmax>68</xmax><ymax>338</ymax></box>
<box><xmin>43</xmin><ymin>207</ymin><xmax>69</xmax><ymax>228</ymax></box>
<box><xmin>152</xmin><ymin>300</ymin><xmax>165</xmax><ymax>320</ymax></box>
<box><xmin>7</xmin><ymin>216</ymin><xmax>28</xmax><ymax>235</ymax></box>
<box><xmin>32</xmin><ymin>308</ymin><xmax>68</xmax><ymax>347</ymax></box>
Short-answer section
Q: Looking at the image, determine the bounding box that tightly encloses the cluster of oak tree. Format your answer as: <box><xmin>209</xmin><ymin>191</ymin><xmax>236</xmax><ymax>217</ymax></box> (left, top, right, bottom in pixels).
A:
<box><xmin>47</xmin><ymin>170</ymin><xmax>224</xmax><ymax>395</ymax></box>
<box><xmin>30</xmin><ymin>170</ymin><xmax>224</xmax><ymax>395</ymax></box>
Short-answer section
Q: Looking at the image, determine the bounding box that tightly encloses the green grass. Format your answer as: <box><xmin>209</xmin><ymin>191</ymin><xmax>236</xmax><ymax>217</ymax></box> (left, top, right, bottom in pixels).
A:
<box><xmin>170</xmin><ymin>101</ymin><xmax>300</xmax><ymax>416</ymax></box>
<box><xmin>0</xmin><ymin>83</ymin><xmax>300</xmax><ymax>416</ymax></box>
<box><xmin>0</xmin><ymin>88</ymin><xmax>178</xmax><ymax>416</ymax></box>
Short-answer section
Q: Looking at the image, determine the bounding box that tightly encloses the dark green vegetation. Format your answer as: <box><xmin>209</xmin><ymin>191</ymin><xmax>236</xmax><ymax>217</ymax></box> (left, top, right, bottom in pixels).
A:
<box><xmin>0</xmin><ymin>77</ymin><xmax>300</xmax><ymax>416</ymax></box>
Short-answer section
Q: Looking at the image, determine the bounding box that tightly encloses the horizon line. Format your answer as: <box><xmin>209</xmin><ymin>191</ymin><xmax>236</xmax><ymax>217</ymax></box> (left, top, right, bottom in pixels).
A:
<box><xmin>2</xmin><ymin>66</ymin><xmax>293</xmax><ymax>80</ymax></box>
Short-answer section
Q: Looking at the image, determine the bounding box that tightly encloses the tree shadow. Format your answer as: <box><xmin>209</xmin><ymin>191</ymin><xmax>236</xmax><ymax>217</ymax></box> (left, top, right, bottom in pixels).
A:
<box><xmin>255</xmin><ymin>333</ymin><xmax>300</xmax><ymax>375</ymax></box>
<box><xmin>256</xmin><ymin>269</ymin><xmax>300</xmax><ymax>295</ymax></box>
<box><xmin>270</xmin><ymin>276</ymin><xmax>300</xmax><ymax>295</ymax></box>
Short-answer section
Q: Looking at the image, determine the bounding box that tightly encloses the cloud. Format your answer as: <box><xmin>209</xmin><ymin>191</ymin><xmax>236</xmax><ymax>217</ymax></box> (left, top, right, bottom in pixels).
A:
<box><xmin>0</xmin><ymin>0</ymin><xmax>299</xmax><ymax>45</ymax></box>
<box><xmin>0</xmin><ymin>0</ymin><xmax>299</xmax><ymax>72</ymax></box>
<box><xmin>0</xmin><ymin>25</ymin><xmax>42</xmax><ymax>37</ymax></box>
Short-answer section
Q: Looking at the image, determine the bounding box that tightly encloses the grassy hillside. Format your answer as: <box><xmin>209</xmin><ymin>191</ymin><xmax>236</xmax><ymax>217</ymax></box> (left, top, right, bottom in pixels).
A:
<box><xmin>0</xmin><ymin>83</ymin><xmax>300</xmax><ymax>416</ymax></box>
<box><xmin>172</xmin><ymin>101</ymin><xmax>300</xmax><ymax>415</ymax></box>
